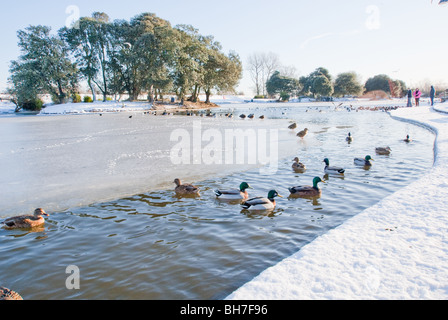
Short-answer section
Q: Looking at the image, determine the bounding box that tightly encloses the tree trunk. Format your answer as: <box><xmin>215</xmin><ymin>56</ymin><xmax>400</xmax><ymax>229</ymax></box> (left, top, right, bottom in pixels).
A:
<box><xmin>88</xmin><ymin>77</ymin><xmax>96</xmax><ymax>102</ymax></box>
<box><xmin>205</xmin><ymin>89</ymin><xmax>211</xmax><ymax>104</ymax></box>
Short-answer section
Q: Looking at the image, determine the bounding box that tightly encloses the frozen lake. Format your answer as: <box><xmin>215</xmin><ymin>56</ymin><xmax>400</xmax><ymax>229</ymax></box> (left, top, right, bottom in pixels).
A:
<box><xmin>0</xmin><ymin>103</ymin><xmax>435</xmax><ymax>299</ymax></box>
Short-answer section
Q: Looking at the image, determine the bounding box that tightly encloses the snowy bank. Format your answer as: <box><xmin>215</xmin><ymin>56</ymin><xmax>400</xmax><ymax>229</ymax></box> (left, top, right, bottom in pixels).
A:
<box><xmin>227</xmin><ymin>105</ymin><xmax>448</xmax><ymax>300</ymax></box>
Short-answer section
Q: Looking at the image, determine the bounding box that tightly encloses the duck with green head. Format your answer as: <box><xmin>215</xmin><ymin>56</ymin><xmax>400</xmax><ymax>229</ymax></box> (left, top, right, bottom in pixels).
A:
<box><xmin>346</xmin><ymin>132</ymin><xmax>353</xmax><ymax>143</ymax></box>
<box><xmin>215</xmin><ymin>182</ymin><xmax>253</xmax><ymax>200</ymax></box>
<box><xmin>323</xmin><ymin>158</ymin><xmax>345</xmax><ymax>175</ymax></box>
<box><xmin>354</xmin><ymin>155</ymin><xmax>373</xmax><ymax>166</ymax></box>
<box><xmin>289</xmin><ymin>177</ymin><xmax>325</xmax><ymax>198</ymax></box>
<box><xmin>241</xmin><ymin>190</ymin><xmax>282</xmax><ymax>211</ymax></box>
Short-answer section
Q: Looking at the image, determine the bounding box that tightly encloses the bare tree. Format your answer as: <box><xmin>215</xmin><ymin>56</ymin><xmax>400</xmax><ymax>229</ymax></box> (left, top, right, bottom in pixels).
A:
<box><xmin>247</xmin><ymin>53</ymin><xmax>264</xmax><ymax>96</ymax></box>
<box><xmin>247</xmin><ymin>52</ymin><xmax>281</xmax><ymax>96</ymax></box>
<box><xmin>261</xmin><ymin>52</ymin><xmax>280</xmax><ymax>96</ymax></box>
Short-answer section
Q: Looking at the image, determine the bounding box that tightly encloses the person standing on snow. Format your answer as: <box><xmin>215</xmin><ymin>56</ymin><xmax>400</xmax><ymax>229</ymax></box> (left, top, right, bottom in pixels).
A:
<box><xmin>407</xmin><ymin>89</ymin><xmax>413</xmax><ymax>107</ymax></box>
<box><xmin>413</xmin><ymin>88</ymin><xmax>422</xmax><ymax>106</ymax></box>
<box><xmin>430</xmin><ymin>86</ymin><xmax>436</xmax><ymax>106</ymax></box>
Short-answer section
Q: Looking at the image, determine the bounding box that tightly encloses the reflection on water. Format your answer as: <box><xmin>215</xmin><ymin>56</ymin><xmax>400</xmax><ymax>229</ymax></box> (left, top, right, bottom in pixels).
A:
<box><xmin>0</xmin><ymin>105</ymin><xmax>435</xmax><ymax>300</ymax></box>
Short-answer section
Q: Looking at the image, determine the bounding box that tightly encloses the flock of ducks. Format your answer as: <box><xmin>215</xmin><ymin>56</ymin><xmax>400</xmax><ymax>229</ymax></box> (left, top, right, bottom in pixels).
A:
<box><xmin>0</xmin><ymin>109</ymin><xmax>415</xmax><ymax>298</ymax></box>
<box><xmin>170</xmin><ymin>126</ymin><xmax>413</xmax><ymax>212</ymax></box>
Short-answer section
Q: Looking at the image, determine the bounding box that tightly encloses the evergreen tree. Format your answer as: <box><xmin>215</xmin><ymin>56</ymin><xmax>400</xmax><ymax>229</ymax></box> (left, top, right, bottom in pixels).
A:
<box><xmin>9</xmin><ymin>25</ymin><xmax>79</xmax><ymax>106</ymax></box>
<box><xmin>333</xmin><ymin>72</ymin><xmax>364</xmax><ymax>97</ymax></box>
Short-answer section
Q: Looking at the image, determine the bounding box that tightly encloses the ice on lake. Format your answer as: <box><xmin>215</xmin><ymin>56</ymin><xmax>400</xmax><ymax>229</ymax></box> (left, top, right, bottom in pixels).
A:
<box><xmin>0</xmin><ymin>112</ymin><xmax>297</xmax><ymax>218</ymax></box>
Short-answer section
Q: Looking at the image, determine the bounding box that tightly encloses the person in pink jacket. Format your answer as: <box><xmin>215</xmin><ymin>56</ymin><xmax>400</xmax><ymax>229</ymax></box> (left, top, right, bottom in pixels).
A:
<box><xmin>413</xmin><ymin>88</ymin><xmax>422</xmax><ymax>106</ymax></box>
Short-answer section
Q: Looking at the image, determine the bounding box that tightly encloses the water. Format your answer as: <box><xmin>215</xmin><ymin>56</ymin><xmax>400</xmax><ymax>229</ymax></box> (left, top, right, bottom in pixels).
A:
<box><xmin>0</xmin><ymin>103</ymin><xmax>435</xmax><ymax>300</ymax></box>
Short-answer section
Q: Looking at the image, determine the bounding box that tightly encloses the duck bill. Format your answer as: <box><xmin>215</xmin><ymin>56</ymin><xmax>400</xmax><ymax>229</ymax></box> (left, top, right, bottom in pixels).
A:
<box><xmin>277</xmin><ymin>194</ymin><xmax>284</xmax><ymax>198</ymax></box>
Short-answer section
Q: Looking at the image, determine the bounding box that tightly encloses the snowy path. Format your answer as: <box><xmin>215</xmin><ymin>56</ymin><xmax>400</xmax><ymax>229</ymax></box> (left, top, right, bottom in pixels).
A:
<box><xmin>227</xmin><ymin>105</ymin><xmax>448</xmax><ymax>300</ymax></box>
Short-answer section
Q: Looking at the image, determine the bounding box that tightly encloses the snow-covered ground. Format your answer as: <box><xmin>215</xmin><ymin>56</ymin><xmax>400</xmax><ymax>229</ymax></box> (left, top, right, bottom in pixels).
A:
<box><xmin>227</xmin><ymin>104</ymin><xmax>448</xmax><ymax>300</ymax></box>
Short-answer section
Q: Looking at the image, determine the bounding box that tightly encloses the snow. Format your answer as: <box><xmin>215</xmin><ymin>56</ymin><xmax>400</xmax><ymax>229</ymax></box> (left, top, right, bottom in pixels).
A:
<box><xmin>226</xmin><ymin>104</ymin><xmax>448</xmax><ymax>300</ymax></box>
<box><xmin>3</xmin><ymin>97</ymin><xmax>448</xmax><ymax>299</ymax></box>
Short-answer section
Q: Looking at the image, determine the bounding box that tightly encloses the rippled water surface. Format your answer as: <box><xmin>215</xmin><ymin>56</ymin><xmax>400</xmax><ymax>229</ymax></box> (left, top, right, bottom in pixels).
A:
<box><xmin>0</xmin><ymin>104</ymin><xmax>435</xmax><ymax>300</ymax></box>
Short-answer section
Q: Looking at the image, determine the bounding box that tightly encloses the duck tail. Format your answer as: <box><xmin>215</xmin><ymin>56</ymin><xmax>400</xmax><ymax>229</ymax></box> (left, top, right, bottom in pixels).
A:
<box><xmin>241</xmin><ymin>202</ymin><xmax>250</xmax><ymax>209</ymax></box>
<box><xmin>214</xmin><ymin>190</ymin><xmax>222</xmax><ymax>197</ymax></box>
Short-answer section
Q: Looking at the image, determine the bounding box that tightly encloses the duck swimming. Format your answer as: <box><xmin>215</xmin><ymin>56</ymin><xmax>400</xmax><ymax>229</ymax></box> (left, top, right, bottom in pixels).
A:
<box><xmin>292</xmin><ymin>157</ymin><xmax>306</xmax><ymax>172</ymax></box>
<box><xmin>375</xmin><ymin>147</ymin><xmax>392</xmax><ymax>155</ymax></box>
<box><xmin>2</xmin><ymin>208</ymin><xmax>49</xmax><ymax>230</ymax></box>
<box><xmin>323</xmin><ymin>158</ymin><xmax>345</xmax><ymax>175</ymax></box>
<box><xmin>404</xmin><ymin>135</ymin><xmax>412</xmax><ymax>143</ymax></box>
<box><xmin>346</xmin><ymin>132</ymin><xmax>353</xmax><ymax>143</ymax></box>
<box><xmin>241</xmin><ymin>190</ymin><xmax>282</xmax><ymax>211</ymax></box>
<box><xmin>215</xmin><ymin>182</ymin><xmax>252</xmax><ymax>200</ymax></box>
<box><xmin>289</xmin><ymin>177</ymin><xmax>325</xmax><ymax>198</ymax></box>
<box><xmin>174</xmin><ymin>178</ymin><xmax>200</xmax><ymax>196</ymax></box>
<box><xmin>354</xmin><ymin>155</ymin><xmax>374</xmax><ymax>166</ymax></box>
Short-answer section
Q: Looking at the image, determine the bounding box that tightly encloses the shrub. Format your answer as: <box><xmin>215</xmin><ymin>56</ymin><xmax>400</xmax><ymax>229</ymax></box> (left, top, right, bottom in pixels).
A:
<box><xmin>21</xmin><ymin>98</ymin><xmax>44</xmax><ymax>111</ymax></box>
<box><xmin>84</xmin><ymin>96</ymin><xmax>93</xmax><ymax>103</ymax></box>
<box><xmin>72</xmin><ymin>93</ymin><xmax>82</xmax><ymax>103</ymax></box>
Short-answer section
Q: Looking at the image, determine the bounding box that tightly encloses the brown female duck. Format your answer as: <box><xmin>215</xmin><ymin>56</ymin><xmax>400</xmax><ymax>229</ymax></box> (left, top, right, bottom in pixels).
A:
<box><xmin>2</xmin><ymin>208</ymin><xmax>49</xmax><ymax>230</ymax></box>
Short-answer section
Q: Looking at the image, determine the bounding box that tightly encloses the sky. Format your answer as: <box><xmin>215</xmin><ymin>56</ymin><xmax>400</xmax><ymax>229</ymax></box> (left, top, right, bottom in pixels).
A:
<box><xmin>0</xmin><ymin>0</ymin><xmax>447</xmax><ymax>95</ymax></box>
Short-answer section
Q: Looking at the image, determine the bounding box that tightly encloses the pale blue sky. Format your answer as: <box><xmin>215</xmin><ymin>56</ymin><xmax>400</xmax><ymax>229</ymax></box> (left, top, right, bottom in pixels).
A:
<box><xmin>1</xmin><ymin>0</ymin><xmax>447</xmax><ymax>94</ymax></box>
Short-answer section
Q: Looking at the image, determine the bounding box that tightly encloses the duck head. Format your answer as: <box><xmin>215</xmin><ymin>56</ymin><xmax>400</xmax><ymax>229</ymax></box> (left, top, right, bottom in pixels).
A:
<box><xmin>313</xmin><ymin>177</ymin><xmax>326</xmax><ymax>189</ymax></box>
<box><xmin>240</xmin><ymin>182</ymin><xmax>253</xmax><ymax>191</ymax></box>
<box><xmin>365</xmin><ymin>155</ymin><xmax>373</xmax><ymax>161</ymax></box>
<box><xmin>267</xmin><ymin>190</ymin><xmax>283</xmax><ymax>200</ymax></box>
<box><xmin>173</xmin><ymin>179</ymin><xmax>181</xmax><ymax>186</ymax></box>
<box><xmin>34</xmin><ymin>208</ymin><xmax>49</xmax><ymax>217</ymax></box>
<box><xmin>323</xmin><ymin>158</ymin><xmax>330</xmax><ymax>166</ymax></box>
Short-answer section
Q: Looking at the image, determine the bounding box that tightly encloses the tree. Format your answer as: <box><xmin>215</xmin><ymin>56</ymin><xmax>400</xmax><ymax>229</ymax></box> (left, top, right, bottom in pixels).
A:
<box><xmin>203</xmin><ymin>48</ymin><xmax>242</xmax><ymax>103</ymax></box>
<box><xmin>9</xmin><ymin>25</ymin><xmax>79</xmax><ymax>106</ymax></box>
<box><xmin>364</xmin><ymin>74</ymin><xmax>392</xmax><ymax>93</ymax></box>
<box><xmin>312</xmin><ymin>75</ymin><xmax>334</xmax><ymax>98</ymax></box>
<box><xmin>247</xmin><ymin>53</ymin><xmax>264</xmax><ymax>96</ymax></box>
<box><xmin>266</xmin><ymin>71</ymin><xmax>301</xmax><ymax>100</ymax></box>
<box><xmin>59</xmin><ymin>13</ymin><xmax>112</xmax><ymax>102</ymax></box>
<box><xmin>300</xmin><ymin>67</ymin><xmax>334</xmax><ymax>98</ymax></box>
<box><xmin>333</xmin><ymin>72</ymin><xmax>364</xmax><ymax>97</ymax></box>
<box><xmin>247</xmin><ymin>52</ymin><xmax>280</xmax><ymax>97</ymax></box>
<box><xmin>170</xmin><ymin>24</ymin><xmax>209</xmax><ymax>101</ymax></box>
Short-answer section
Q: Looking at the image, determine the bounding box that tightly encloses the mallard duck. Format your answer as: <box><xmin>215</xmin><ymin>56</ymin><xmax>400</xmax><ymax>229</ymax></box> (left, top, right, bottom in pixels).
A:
<box><xmin>292</xmin><ymin>157</ymin><xmax>306</xmax><ymax>172</ymax></box>
<box><xmin>346</xmin><ymin>132</ymin><xmax>353</xmax><ymax>143</ymax></box>
<box><xmin>174</xmin><ymin>178</ymin><xmax>200</xmax><ymax>196</ymax></box>
<box><xmin>2</xmin><ymin>208</ymin><xmax>49</xmax><ymax>230</ymax></box>
<box><xmin>259</xmin><ymin>115</ymin><xmax>265</xmax><ymax>119</ymax></box>
<box><xmin>289</xmin><ymin>177</ymin><xmax>325</xmax><ymax>198</ymax></box>
<box><xmin>214</xmin><ymin>182</ymin><xmax>252</xmax><ymax>200</ymax></box>
<box><xmin>241</xmin><ymin>190</ymin><xmax>283</xmax><ymax>211</ymax></box>
<box><xmin>354</xmin><ymin>155</ymin><xmax>374</xmax><ymax>166</ymax></box>
<box><xmin>323</xmin><ymin>158</ymin><xmax>345</xmax><ymax>175</ymax></box>
<box><xmin>376</xmin><ymin>147</ymin><xmax>392</xmax><ymax>155</ymax></box>
<box><xmin>288</xmin><ymin>123</ymin><xmax>297</xmax><ymax>130</ymax></box>
<box><xmin>297</xmin><ymin>128</ymin><xmax>309</xmax><ymax>139</ymax></box>
<box><xmin>404</xmin><ymin>135</ymin><xmax>412</xmax><ymax>143</ymax></box>
<box><xmin>239</xmin><ymin>114</ymin><xmax>246</xmax><ymax>119</ymax></box>
<box><xmin>248</xmin><ymin>114</ymin><xmax>255</xmax><ymax>119</ymax></box>
<box><xmin>0</xmin><ymin>287</ymin><xmax>23</xmax><ymax>300</ymax></box>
